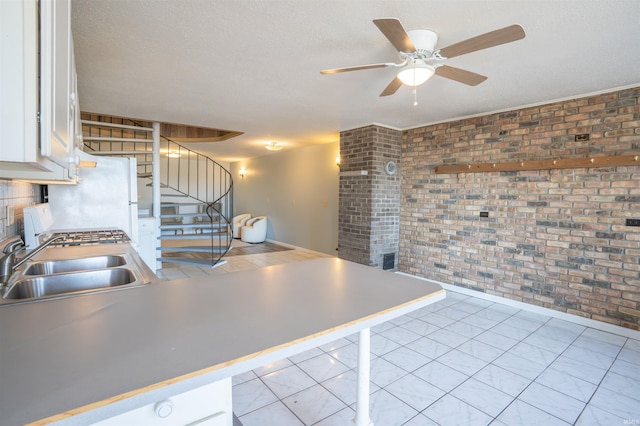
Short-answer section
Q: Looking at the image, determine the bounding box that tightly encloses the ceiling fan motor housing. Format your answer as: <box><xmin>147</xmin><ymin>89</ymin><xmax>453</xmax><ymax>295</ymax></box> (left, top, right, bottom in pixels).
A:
<box><xmin>407</xmin><ymin>29</ymin><xmax>438</xmax><ymax>57</ymax></box>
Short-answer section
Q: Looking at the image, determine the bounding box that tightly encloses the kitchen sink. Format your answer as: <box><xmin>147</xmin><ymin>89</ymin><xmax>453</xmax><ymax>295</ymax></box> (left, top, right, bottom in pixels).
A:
<box><xmin>1</xmin><ymin>251</ymin><xmax>153</xmax><ymax>306</ymax></box>
<box><xmin>4</xmin><ymin>269</ymin><xmax>137</xmax><ymax>300</ymax></box>
<box><xmin>23</xmin><ymin>255</ymin><xmax>127</xmax><ymax>275</ymax></box>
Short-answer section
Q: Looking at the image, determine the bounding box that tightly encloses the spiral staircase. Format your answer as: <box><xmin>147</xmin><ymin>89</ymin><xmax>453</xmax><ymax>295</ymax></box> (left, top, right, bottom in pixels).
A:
<box><xmin>80</xmin><ymin>113</ymin><xmax>234</xmax><ymax>269</ymax></box>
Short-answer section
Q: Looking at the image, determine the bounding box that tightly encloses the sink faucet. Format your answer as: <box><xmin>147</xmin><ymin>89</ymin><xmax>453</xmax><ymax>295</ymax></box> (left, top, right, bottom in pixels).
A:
<box><xmin>0</xmin><ymin>235</ymin><xmax>66</xmax><ymax>290</ymax></box>
<box><xmin>0</xmin><ymin>236</ymin><xmax>24</xmax><ymax>286</ymax></box>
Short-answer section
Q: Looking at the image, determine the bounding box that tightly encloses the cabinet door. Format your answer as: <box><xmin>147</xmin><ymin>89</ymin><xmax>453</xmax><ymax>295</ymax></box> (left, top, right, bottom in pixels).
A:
<box><xmin>72</xmin><ymin>45</ymin><xmax>83</xmax><ymax>151</ymax></box>
<box><xmin>40</xmin><ymin>0</ymin><xmax>75</xmax><ymax>168</ymax></box>
<box><xmin>0</xmin><ymin>0</ymin><xmax>38</xmax><ymax>163</ymax></box>
<box><xmin>137</xmin><ymin>217</ymin><xmax>157</xmax><ymax>270</ymax></box>
<box><xmin>0</xmin><ymin>0</ymin><xmax>77</xmax><ymax>182</ymax></box>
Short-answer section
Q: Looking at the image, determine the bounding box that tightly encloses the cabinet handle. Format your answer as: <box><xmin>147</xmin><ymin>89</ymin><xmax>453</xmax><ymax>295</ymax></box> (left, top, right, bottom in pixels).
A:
<box><xmin>154</xmin><ymin>400</ymin><xmax>174</xmax><ymax>418</ymax></box>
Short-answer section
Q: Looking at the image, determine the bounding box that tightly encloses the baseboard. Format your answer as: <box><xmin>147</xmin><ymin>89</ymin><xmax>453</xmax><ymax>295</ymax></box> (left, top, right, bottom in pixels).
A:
<box><xmin>396</xmin><ymin>272</ymin><xmax>640</xmax><ymax>341</ymax></box>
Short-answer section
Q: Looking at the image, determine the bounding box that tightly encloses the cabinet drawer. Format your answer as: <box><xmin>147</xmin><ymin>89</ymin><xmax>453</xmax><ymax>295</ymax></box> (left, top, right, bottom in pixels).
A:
<box><xmin>92</xmin><ymin>378</ymin><xmax>232</xmax><ymax>426</ymax></box>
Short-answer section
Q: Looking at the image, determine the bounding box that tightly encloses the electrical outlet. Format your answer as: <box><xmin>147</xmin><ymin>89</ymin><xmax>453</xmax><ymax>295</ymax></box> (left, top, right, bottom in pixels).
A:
<box><xmin>626</xmin><ymin>218</ymin><xmax>640</xmax><ymax>227</ymax></box>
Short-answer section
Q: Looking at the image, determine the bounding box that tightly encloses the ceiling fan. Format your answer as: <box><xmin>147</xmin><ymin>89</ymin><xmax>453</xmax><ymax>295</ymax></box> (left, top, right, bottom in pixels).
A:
<box><xmin>321</xmin><ymin>18</ymin><xmax>525</xmax><ymax>97</ymax></box>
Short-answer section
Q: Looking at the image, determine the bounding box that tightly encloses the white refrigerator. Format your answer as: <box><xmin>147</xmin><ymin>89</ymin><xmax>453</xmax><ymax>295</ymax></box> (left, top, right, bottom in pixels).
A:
<box><xmin>47</xmin><ymin>152</ymin><xmax>139</xmax><ymax>246</ymax></box>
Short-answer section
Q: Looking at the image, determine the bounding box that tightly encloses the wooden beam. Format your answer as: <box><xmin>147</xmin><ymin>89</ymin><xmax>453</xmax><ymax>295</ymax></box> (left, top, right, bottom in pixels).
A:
<box><xmin>434</xmin><ymin>154</ymin><xmax>640</xmax><ymax>174</ymax></box>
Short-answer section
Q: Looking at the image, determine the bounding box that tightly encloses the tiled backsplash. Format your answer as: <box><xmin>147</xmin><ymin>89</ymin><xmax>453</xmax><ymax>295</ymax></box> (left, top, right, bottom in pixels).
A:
<box><xmin>0</xmin><ymin>179</ymin><xmax>41</xmax><ymax>241</ymax></box>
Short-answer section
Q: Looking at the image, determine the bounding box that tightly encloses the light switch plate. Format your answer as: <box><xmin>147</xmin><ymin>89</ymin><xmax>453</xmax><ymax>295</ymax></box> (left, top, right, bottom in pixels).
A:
<box><xmin>6</xmin><ymin>205</ymin><xmax>14</xmax><ymax>225</ymax></box>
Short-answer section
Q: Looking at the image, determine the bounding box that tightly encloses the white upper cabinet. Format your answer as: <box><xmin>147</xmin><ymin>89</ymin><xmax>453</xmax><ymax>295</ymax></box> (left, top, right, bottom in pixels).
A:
<box><xmin>0</xmin><ymin>0</ymin><xmax>78</xmax><ymax>182</ymax></box>
<box><xmin>0</xmin><ymin>0</ymin><xmax>38</xmax><ymax>164</ymax></box>
<box><xmin>40</xmin><ymin>0</ymin><xmax>77</xmax><ymax>167</ymax></box>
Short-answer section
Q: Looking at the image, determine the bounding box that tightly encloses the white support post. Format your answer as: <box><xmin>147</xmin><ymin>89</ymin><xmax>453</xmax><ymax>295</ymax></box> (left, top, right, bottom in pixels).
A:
<box><xmin>152</xmin><ymin>122</ymin><xmax>161</xmax><ymax>271</ymax></box>
<box><xmin>353</xmin><ymin>327</ymin><xmax>373</xmax><ymax>426</ymax></box>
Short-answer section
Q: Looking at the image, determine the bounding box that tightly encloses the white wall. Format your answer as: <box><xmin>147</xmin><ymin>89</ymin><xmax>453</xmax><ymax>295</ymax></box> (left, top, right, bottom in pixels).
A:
<box><xmin>231</xmin><ymin>142</ymin><xmax>339</xmax><ymax>255</ymax></box>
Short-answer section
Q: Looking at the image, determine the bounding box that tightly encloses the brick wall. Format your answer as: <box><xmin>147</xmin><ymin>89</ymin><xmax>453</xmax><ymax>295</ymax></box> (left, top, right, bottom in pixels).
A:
<box><xmin>401</xmin><ymin>86</ymin><xmax>640</xmax><ymax>330</ymax></box>
<box><xmin>339</xmin><ymin>125</ymin><xmax>402</xmax><ymax>268</ymax></box>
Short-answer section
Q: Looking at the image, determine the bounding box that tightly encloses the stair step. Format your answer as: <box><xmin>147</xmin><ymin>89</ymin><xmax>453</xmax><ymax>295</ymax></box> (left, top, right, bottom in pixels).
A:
<box><xmin>82</xmin><ymin>120</ymin><xmax>154</xmax><ymax>132</ymax></box>
<box><xmin>157</xmin><ymin>246</ymin><xmax>227</xmax><ymax>253</ymax></box>
<box><xmin>160</xmin><ymin>212</ymin><xmax>220</xmax><ymax>219</ymax></box>
<box><xmin>160</xmin><ymin>202</ymin><xmax>215</xmax><ymax>208</ymax></box>
<box><xmin>157</xmin><ymin>257</ymin><xmax>228</xmax><ymax>268</ymax></box>
<box><xmin>91</xmin><ymin>150</ymin><xmax>152</xmax><ymax>156</ymax></box>
<box><xmin>158</xmin><ymin>233</ymin><xmax>228</xmax><ymax>240</ymax></box>
<box><xmin>160</xmin><ymin>223</ymin><xmax>225</xmax><ymax>230</ymax></box>
<box><xmin>83</xmin><ymin>136</ymin><xmax>153</xmax><ymax>143</ymax></box>
<box><xmin>158</xmin><ymin>190</ymin><xmax>188</xmax><ymax>196</ymax></box>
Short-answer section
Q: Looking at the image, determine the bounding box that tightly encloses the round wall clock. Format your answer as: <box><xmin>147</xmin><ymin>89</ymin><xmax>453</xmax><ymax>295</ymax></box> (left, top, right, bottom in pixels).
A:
<box><xmin>384</xmin><ymin>160</ymin><xmax>397</xmax><ymax>176</ymax></box>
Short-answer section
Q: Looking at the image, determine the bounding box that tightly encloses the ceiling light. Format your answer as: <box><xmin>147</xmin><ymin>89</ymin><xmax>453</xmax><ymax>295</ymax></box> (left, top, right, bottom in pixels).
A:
<box><xmin>265</xmin><ymin>142</ymin><xmax>282</xmax><ymax>151</ymax></box>
<box><xmin>397</xmin><ymin>62</ymin><xmax>435</xmax><ymax>87</ymax></box>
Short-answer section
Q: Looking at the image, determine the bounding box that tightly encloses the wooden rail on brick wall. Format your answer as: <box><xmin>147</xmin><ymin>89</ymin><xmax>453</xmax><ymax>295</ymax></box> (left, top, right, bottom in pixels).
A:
<box><xmin>434</xmin><ymin>154</ymin><xmax>640</xmax><ymax>174</ymax></box>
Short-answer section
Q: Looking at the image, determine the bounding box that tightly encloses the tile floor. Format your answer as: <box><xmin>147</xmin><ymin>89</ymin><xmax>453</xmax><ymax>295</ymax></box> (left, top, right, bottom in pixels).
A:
<box><xmin>158</xmin><ymin>245</ymin><xmax>640</xmax><ymax>426</ymax></box>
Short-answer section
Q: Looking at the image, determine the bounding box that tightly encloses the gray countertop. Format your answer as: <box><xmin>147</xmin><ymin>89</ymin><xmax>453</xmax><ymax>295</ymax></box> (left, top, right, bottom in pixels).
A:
<box><xmin>0</xmin><ymin>248</ymin><xmax>444</xmax><ymax>425</ymax></box>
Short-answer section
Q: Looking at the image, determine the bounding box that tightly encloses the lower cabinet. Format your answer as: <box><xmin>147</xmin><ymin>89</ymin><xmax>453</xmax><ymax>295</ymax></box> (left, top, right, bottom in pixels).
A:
<box><xmin>137</xmin><ymin>216</ymin><xmax>158</xmax><ymax>271</ymax></box>
<box><xmin>92</xmin><ymin>378</ymin><xmax>232</xmax><ymax>426</ymax></box>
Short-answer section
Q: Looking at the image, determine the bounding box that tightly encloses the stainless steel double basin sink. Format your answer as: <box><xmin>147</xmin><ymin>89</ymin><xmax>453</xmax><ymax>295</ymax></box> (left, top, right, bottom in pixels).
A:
<box><xmin>1</xmin><ymin>253</ymin><xmax>151</xmax><ymax>306</ymax></box>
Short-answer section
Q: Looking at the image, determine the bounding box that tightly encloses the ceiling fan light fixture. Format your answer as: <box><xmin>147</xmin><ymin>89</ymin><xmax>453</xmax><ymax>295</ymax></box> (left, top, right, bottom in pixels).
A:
<box><xmin>397</xmin><ymin>62</ymin><xmax>435</xmax><ymax>87</ymax></box>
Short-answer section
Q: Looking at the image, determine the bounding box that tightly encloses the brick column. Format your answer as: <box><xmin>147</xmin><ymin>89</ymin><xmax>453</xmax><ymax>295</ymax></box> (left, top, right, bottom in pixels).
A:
<box><xmin>338</xmin><ymin>124</ymin><xmax>402</xmax><ymax>269</ymax></box>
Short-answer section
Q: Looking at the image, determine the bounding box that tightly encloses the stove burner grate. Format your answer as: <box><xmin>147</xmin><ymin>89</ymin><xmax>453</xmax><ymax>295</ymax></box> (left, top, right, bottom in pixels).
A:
<box><xmin>48</xmin><ymin>229</ymin><xmax>130</xmax><ymax>246</ymax></box>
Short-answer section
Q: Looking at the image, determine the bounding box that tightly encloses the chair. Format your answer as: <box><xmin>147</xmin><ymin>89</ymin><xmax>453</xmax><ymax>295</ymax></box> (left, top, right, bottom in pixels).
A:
<box><xmin>232</xmin><ymin>213</ymin><xmax>251</xmax><ymax>238</ymax></box>
<box><xmin>241</xmin><ymin>216</ymin><xmax>267</xmax><ymax>243</ymax></box>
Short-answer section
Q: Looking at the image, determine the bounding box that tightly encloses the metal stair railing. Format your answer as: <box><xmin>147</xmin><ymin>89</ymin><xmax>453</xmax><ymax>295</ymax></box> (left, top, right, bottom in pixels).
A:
<box><xmin>159</xmin><ymin>137</ymin><xmax>234</xmax><ymax>267</ymax></box>
<box><xmin>81</xmin><ymin>116</ymin><xmax>234</xmax><ymax>268</ymax></box>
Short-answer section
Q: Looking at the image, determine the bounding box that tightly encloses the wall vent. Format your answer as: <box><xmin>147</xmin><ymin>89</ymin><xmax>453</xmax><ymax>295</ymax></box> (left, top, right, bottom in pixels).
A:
<box><xmin>383</xmin><ymin>253</ymin><xmax>395</xmax><ymax>270</ymax></box>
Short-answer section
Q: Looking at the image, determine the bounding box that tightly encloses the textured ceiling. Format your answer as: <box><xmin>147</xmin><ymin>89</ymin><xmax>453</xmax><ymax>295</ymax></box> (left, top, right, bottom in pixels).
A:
<box><xmin>71</xmin><ymin>0</ymin><xmax>640</xmax><ymax>162</ymax></box>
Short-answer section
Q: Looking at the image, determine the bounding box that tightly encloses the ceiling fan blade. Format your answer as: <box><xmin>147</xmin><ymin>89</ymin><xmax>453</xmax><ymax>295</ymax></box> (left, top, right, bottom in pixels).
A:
<box><xmin>321</xmin><ymin>63</ymin><xmax>394</xmax><ymax>75</ymax></box>
<box><xmin>438</xmin><ymin>24</ymin><xmax>525</xmax><ymax>59</ymax></box>
<box><xmin>373</xmin><ymin>18</ymin><xmax>416</xmax><ymax>53</ymax></box>
<box><xmin>435</xmin><ymin>65</ymin><xmax>487</xmax><ymax>86</ymax></box>
<box><xmin>380</xmin><ymin>77</ymin><xmax>403</xmax><ymax>97</ymax></box>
